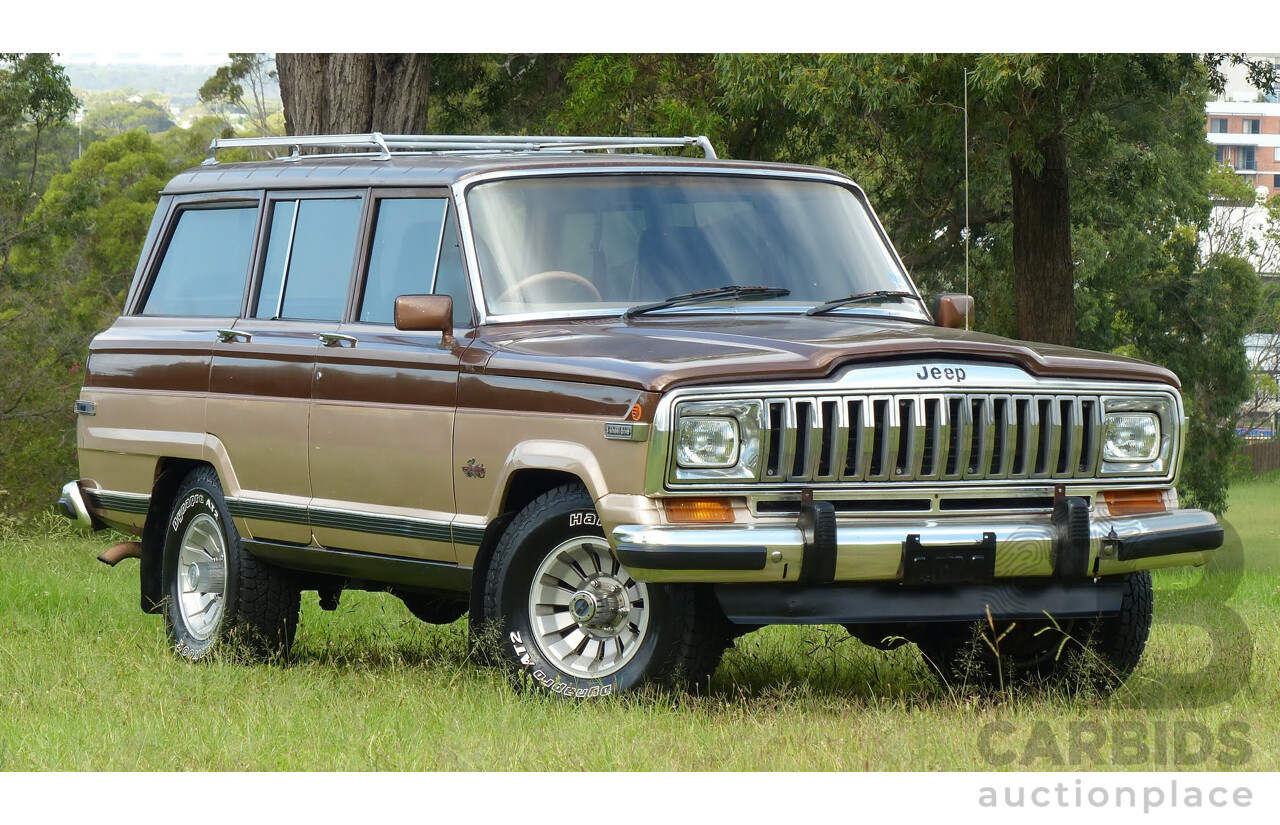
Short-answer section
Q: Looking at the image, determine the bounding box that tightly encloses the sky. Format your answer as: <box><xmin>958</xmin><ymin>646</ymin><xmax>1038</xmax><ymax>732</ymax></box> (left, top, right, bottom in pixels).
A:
<box><xmin>58</xmin><ymin>53</ymin><xmax>231</xmax><ymax>67</ymax></box>
<box><xmin>6</xmin><ymin>3</ymin><xmax>1272</xmax><ymax>54</ymax></box>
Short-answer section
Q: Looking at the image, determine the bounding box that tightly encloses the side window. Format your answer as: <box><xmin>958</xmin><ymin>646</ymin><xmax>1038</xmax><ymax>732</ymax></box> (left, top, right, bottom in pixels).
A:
<box><xmin>434</xmin><ymin>208</ymin><xmax>473</xmax><ymax>328</ymax></box>
<box><xmin>358</xmin><ymin>198</ymin><xmax>474</xmax><ymax>328</ymax></box>
<box><xmin>359</xmin><ymin>198</ymin><xmax>447</xmax><ymax>324</ymax></box>
<box><xmin>142</xmin><ymin>205</ymin><xmax>257</xmax><ymax>316</ymax></box>
<box><xmin>253</xmin><ymin>197</ymin><xmax>362</xmax><ymax>321</ymax></box>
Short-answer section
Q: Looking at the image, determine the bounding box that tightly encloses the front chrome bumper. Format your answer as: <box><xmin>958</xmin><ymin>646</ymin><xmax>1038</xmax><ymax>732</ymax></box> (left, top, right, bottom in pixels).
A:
<box><xmin>611</xmin><ymin>507</ymin><xmax>1222</xmax><ymax>584</ymax></box>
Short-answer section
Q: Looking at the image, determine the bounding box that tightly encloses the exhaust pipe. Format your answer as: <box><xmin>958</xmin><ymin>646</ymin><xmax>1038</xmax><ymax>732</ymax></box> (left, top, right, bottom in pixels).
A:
<box><xmin>97</xmin><ymin>541</ymin><xmax>142</xmax><ymax>567</ymax></box>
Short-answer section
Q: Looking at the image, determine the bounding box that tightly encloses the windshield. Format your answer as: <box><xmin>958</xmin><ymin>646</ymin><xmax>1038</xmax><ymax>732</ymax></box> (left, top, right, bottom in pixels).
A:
<box><xmin>466</xmin><ymin>174</ymin><xmax>925</xmax><ymax>320</ymax></box>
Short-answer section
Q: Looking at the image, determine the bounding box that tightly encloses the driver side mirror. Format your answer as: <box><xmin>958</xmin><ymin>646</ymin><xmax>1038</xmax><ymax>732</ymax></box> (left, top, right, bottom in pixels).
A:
<box><xmin>933</xmin><ymin>293</ymin><xmax>975</xmax><ymax>330</ymax></box>
<box><xmin>395</xmin><ymin>294</ymin><xmax>456</xmax><ymax>349</ymax></box>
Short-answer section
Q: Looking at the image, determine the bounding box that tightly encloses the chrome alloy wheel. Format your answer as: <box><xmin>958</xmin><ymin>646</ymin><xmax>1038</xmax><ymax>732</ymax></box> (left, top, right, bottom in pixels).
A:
<box><xmin>527</xmin><ymin>536</ymin><xmax>650</xmax><ymax>678</ymax></box>
<box><xmin>176</xmin><ymin>512</ymin><xmax>228</xmax><ymax>641</ymax></box>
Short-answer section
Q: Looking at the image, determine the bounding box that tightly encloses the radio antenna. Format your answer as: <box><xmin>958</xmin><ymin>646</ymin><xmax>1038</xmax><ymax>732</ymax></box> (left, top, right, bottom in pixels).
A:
<box><xmin>963</xmin><ymin>67</ymin><xmax>971</xmax><ymax>331</ymax></box>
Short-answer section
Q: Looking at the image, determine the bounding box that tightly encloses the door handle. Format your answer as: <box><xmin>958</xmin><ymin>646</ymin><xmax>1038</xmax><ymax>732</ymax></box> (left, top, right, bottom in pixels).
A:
<box><xmin>319</xmin><ymin>332</ymin><xmax>358</xmax><ymax>348</ymax></box>
<box><xmin>216</xmin><ymin>329</ymin><xmax>252</xmax><ymax>343</ymax></box>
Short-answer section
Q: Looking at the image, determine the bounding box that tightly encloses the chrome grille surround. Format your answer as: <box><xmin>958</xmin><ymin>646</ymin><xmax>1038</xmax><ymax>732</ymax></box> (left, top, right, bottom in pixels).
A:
<box><xmin>650</xmin><ymin>361</ymin><xmax>1183</xmax><ymax>493</ymax></box>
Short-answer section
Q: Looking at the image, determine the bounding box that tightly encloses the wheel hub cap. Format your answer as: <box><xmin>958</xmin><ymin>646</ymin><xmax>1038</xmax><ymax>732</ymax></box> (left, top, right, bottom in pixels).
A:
<box><xmin>569</xmin><ymin>581</ymin><xmax>625</xmax><ymax>629</ymax></box>
<box><xmin>176</xmin><ymin>511</ymin><xmax>228</xmax><ymax>641</ymax></box>
<box><xmin>527</xmin><ymin>537</ymin><xmax>649</xmax><ymax>679</ymax></box>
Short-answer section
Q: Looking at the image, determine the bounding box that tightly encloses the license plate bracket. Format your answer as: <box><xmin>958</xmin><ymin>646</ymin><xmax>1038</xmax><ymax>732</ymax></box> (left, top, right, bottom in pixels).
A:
<box><xmin>901</xmin><ymin>532</ymin><xmax>997</xmax><ymax>586</ymax></box>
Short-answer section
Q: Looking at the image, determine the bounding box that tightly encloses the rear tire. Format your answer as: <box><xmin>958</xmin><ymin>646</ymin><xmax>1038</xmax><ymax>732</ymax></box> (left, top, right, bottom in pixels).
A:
<box><xmin>161</xmin><ymin>467</ymin><xmax>300</xmax><ymax>661</ymax></box>
<box><xmin>481</xmin><ymin>484</ymin><xmax>728</xmax><ymax>698</ymax></box>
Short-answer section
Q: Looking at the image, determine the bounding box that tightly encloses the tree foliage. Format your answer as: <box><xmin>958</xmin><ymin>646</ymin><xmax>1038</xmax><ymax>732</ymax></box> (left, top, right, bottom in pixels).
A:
<box><xmin>82</xmin><ymin>99</ymin><xmax>175</xmax><ymax>135</ymax></box>
<box><xmin>1</xmin><ymin>53</ymin><xmax>78</xmax><ymax>267</ymax></box>
<box><xmin>198</xmin><ymin>53</ymin><xmax>279</xmax><ymax>135</ymax></box>
<box><xmin>0</xmin><ymin>127</ymin><xmax>205</xmax><ymax>514</ymax></box>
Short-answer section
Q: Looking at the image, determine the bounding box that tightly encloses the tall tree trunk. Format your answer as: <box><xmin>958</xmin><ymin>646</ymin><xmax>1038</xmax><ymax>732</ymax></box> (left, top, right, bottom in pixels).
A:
<box><xmin>276</xmin><ymin>53</ymin><xmax>431</xmax><ymax>136</ymax></box>
<box><xmin>1010</xmin><ymin>132</ymin><xmax>1075</xmax><ymax>347</ymax></box>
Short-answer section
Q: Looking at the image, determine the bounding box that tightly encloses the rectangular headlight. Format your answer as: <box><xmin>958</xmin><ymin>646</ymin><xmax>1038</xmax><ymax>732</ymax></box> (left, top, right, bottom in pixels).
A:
<box><xmin>676</xmin><ymin>417</ymin><xmax>740</xmax><ymax>468</ymax></box>
<box><xmin>1102</xmin><ymin>412</ymin><xmax>1160</xmax><ymax>462</ymax></box>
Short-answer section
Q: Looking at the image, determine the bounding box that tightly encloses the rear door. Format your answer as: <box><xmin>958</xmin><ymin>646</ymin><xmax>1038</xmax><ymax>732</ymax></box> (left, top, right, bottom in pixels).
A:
<box><xmin>79</xmin><ymin>195</ymin><xmax>258</xmax><ymax>523</ymax></box>
<box><xmin>308</xmin><ymin>190</ymin><xmax>472</xmax><ymax>562</ymax></box>
<box><xmin>207</xmin><ymin>190</ymin><xmax>365</xmax><ymax>544</ymax></box>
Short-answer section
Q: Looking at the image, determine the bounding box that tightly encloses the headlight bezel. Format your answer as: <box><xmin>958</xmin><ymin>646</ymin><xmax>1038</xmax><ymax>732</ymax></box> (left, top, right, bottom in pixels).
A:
<box><xmin>668</xmin><ymin>400</ymin><xmax>764</xmax><ymax>483</ymax></box>
<box><xmin>1098</xmin><ymin>396</ymin><xmax>1176</xmax><ymax>477</ymax></box>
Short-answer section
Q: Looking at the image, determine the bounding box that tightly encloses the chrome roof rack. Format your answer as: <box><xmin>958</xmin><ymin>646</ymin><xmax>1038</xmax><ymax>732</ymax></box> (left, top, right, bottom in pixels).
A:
<box><xmin>202</xmin><ymin>132</ymin><xmax>717</xmax><ymax>165</ymax></box>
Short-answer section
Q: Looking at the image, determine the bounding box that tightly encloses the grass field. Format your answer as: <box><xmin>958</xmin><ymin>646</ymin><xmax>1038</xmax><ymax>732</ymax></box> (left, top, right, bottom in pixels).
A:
<box><xmin>1</xmin><ymin>481</ymin><xmax>1276</xmax><ymax>771</ymax></box>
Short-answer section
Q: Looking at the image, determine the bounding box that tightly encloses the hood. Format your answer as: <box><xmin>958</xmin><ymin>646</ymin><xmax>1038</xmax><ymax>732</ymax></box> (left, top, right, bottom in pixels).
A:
<box><xmin>470</xmin><ymin>314</ymin><xmax>1179</xmax><ymax>393</ymax></box>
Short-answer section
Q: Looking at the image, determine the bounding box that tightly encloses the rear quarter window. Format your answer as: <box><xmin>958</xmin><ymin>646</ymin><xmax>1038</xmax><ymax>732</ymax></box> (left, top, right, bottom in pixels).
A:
<box><xmin>141</xmin><ymin>206</ymin><xmax>258</xmax><ymax>316</ymax></box>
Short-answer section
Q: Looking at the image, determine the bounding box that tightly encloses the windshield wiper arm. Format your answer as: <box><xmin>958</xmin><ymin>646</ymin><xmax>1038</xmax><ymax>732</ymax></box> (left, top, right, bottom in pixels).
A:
<box><xmin>805</xmin><ymin>290</ymin><xmax>925</xmax><ymax>316</ymax></box>
<box><xmin>624</xmin><ymin>285</ymin><xmax>791</xmax><ymax>319</ymax></box>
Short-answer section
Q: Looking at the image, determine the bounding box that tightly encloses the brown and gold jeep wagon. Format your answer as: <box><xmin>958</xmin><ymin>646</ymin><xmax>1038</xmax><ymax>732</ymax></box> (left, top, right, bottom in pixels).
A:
<box><xmin>59</xmin><ymin>133</ymin><xmax>1223</xmax><ymax>697</ymax></box>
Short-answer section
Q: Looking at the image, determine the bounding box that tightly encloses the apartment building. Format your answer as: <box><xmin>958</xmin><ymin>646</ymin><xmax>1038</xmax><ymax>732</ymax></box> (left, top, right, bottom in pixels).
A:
<box><xmin>1206</xmin><ymin>102</ymin><xmax>1280</xmax><ymax>197</ymax></box>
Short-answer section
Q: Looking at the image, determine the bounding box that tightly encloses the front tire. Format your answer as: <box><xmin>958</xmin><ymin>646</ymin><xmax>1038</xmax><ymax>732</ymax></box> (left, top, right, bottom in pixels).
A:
<box><xmin>918</xmin><ymin>572</ymin><xmax>1153</xmax><ymax>693</ymax></box>
<box><xmin>161</xmin><ymin>467</ymin><xmax>300</xmax><ymax>661</ymax></box>
<box><xmin>482</xmin><ymin>484</ymin><xmax>727</xmax><ymax>698</ymax></box>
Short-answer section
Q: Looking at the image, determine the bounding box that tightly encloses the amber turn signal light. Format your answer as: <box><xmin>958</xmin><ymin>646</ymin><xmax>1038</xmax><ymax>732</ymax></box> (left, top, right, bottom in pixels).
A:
<box><xmin>1101</xmin><ymin>489</ymin><xmax>1167</xmax><ymax>516</ymax></box>
<box><xmin>664</xmin><ymin>498</ymin><xmax>736</xmax><ymax>524</ymax></box>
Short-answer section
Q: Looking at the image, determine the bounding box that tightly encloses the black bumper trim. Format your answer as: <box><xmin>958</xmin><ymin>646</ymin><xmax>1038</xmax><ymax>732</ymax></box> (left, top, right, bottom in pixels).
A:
<box><xmin>1052</xmin><ymin>494</ymin><xmax>1091</xmax><ymax>578</ymax></box>
<box><xmin>1117</xmin><ymin>523</ymin><xmax>1224</xmax><ymax>561</ymax></box>
<box><xmin>85</xmin><ymin>490</ymin><xmax>151</xmax><ymax>515</ymax></box>
<box><xmin>613</xmin><ymin>544</ymin><xmax>768</xmax><ymax>571</ymax></box>
<box><xmin>714</xmin><ymin>581</ymin><xmax>1125</xmax><ymax>626</ymax></box>
<box><xmin>798</xmin><ymin>500</ymin><xmax>838</xmax><ymax>585</ymax></box>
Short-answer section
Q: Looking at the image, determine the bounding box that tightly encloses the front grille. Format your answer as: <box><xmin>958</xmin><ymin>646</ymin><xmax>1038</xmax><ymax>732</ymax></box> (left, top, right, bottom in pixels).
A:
<box><xmin>761</xmin><ymin>393</ymin><xmax>1102</xmax><ymax>483</ymax></box>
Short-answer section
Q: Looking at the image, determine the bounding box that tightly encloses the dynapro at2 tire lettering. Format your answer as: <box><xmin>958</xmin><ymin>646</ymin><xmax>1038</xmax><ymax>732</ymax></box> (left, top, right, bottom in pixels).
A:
<box><xmin>161</xmin><ymin>466</ymin><xmax>301</xmax><ymax>662</ymax></box>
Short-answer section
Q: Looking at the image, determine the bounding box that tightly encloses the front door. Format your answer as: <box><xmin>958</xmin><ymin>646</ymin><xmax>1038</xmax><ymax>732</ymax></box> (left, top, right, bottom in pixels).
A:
<box><xmin>307</xmin><ymin>193</ymin><xmax>472</xmax><ymax>562</ymax></box>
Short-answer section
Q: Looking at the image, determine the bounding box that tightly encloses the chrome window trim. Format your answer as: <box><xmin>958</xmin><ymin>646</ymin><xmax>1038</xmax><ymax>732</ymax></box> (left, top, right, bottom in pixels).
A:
<box><xmin>451</xmin><ymin>166</ymin><xmax>929</xmax><ymax>327</ymax></box>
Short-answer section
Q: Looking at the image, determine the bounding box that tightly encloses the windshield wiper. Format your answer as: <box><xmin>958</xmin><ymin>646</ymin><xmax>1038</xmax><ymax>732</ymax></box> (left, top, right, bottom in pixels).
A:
<box><xmin>624</xmin><ymin>285</ymin><xmax>791</xmax><ymax>319</ymax></box>
<box><xmin>805</xmin><ymin>290</ymin><xmax>925</xmax><ymax>317</ymax></box>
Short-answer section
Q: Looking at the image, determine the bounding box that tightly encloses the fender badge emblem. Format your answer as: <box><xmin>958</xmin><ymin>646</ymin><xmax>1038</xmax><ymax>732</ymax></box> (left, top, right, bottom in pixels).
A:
<box><xmin>461</xmin><ymin>458</ymin><xmax>486</xmax><ymax>479</ymax></box>
<box><xmin>605</xmin><ymin>423</ymin><xmax>634</xmax><ymax>440</ymax></box>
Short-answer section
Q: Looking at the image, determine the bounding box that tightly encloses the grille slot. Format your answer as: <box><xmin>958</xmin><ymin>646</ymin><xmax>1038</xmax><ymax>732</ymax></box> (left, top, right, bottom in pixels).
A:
<box><xmin>752</xmin><ymin>391</ymin><xmax>1104</xmax><ymax>483</ymax></box>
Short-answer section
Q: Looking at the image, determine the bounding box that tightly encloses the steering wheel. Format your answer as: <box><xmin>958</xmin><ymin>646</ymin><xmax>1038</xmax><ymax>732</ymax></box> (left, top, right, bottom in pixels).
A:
<box><xmin>496</xmin><ymin>270</ymin><xmax>602</xmax><ymax>304</ymax></box>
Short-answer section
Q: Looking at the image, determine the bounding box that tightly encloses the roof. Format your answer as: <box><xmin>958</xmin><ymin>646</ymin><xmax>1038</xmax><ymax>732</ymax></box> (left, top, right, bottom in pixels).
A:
<box><xmin>161</xmin><ymin>152</ymin><xmax>852</xmax><ymax>195</ymax></box>
<box><xmin>1205</xmin><ymin>101</ymin><xmax>1280</xmax><ymax>116</ymax></box>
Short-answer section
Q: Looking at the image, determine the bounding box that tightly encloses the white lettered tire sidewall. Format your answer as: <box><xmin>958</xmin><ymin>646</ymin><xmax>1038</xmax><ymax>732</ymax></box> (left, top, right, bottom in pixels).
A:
<box><xmin>487</xmin><ymin>489</ymin><xmax>682</xmax><ymax>698</ymax></box>
<box><xmin>162</xmin><ymin>473</ymin><xmax>240</xmax><ymax>660</ymax></box>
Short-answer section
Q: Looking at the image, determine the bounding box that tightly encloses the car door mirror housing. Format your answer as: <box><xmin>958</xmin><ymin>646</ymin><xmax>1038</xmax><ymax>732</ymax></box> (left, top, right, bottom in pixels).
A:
<box><xmin>395</xmin><ymin>294</ymin><xmax>456</xmax><ymax>348</ymax></box>
<box><xmin>933</xmin><ymin>293</ymin><xmax>975</xmax><ymax>330</ymax></box>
